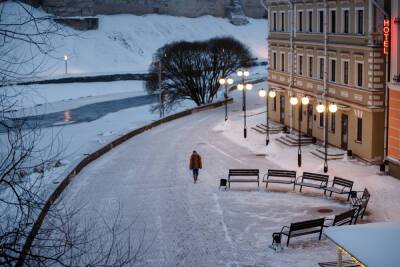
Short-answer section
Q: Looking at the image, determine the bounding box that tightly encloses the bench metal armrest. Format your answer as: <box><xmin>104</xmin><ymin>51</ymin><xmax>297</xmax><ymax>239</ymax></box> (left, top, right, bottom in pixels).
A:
<box><xmin>262</xmin><ymin>173</ymin><xmax>269</xmax><ymax>181</ymax></box>
<box><xmin>295</xmin><ymin>176</ymin><xmax>302</xmax><ymax>184</ymax></box>
<box><xmin>280</xmin><ymin>226</ymin><xmax>289</xmax><ymax>233</ymax></box>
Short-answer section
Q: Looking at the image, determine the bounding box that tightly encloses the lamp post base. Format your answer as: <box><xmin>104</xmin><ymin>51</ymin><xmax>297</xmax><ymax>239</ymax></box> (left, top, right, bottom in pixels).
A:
<box><xmin>323</xmin><ymin>162</ymin><xmax>328</xmax><ymax>173</ymax></box>
<box><xmin>266</xmin><ymin>139</ymin><xmax>269</xmax><ymax>146</ymax></box>
<box><xmin>244</xmin><ymin>128</ymin><xmax>247</xmax><ymax>139</ymax></box>
<box><xmin>298</xmin><ymin>153</ymin><xmax>302</xmax><ymax>167</ymax></box>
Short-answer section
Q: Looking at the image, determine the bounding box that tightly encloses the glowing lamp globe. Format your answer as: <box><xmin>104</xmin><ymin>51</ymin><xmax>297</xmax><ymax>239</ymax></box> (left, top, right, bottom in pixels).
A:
<box><xmin>244</xmin><ymin>70</ymin><xmax>250</xmax><ymax>77</ymax></box>
<box><xmin>227</xmin><ymin>78</ymin><xmax>234</xmax><ymax>85</ymax></box>
<box><xmin>219</xmin><ymin>78</ymin><xmax>226</xmax><ymax>85</ymax></box>
<box><xmin>237</xmin><ymin>84</ymin><xmax>244</xmax><ymax>91</ymax></box>
<box><xmin>329</xmin><ymin>104</ymin><xmax>338</xmax><ymax>113</ymax></box>
<box><xmin>316</xmin><ymin>103</ymin><xmax>325</xmax><ymax>113</ymax></box>
<box><xmin>290</xmin><ymin>97</ymin><xmax>298</xmax><ymax>106</ymax></box>
<box><xmin>64</xmin><ymin>55</ymin><xmax>68</xmax><ymax>61</ymax></box>
<box><xmin>269</xmin><ymin>90</ymin><xmax>277</xmax><ymax>98</ymax></box>
<box><xmin>246</xmin><ymin>84</ymin><xmax>253</xmax><ymax>90</ymax></box>
<box><xmin>259</xmin><ymin>89</ymin><xmax>266</xmax><ymax>97</ymax></box>
<box><xmin>301</xmin><ymin>96</ymin><xmax>309</xmax><ymax>105</ymax></box>
<box><xmin>237</xmin><ymin>70</ymin><xmax>244</xmax><ymax>77</ymax></box>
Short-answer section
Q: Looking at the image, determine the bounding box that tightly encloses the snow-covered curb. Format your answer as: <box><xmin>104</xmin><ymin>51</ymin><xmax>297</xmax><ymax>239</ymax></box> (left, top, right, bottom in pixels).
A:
<box><xmin>18</xmin><ymin>98</ymin><xmax>233</xmax><ymax>263</ymax></box>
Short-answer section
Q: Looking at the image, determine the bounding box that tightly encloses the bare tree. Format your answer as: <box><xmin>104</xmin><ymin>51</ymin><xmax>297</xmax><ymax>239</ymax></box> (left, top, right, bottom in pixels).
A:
<box><xmin>0</xmin><ymin>1</ymin><xmax>146</xmax><ymax>266</ymax></box>
<box><xmin>146</xmin><ymin>37</ymin><xmax>252</xmax><ymax>111</ymax></box>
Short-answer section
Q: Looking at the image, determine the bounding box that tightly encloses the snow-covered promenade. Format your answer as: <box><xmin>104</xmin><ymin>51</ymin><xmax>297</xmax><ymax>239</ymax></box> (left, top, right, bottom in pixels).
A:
<box><xmin>60</xmin><ymin>87</ymin><xmax>400</xmax><ymax>266</ymax></box>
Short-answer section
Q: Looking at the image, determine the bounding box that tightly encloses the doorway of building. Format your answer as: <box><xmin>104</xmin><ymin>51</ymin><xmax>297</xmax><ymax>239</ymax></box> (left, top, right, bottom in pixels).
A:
<box><xmin>307</xmin><ymin>104</ymin><xmax>313</xmax><ymax>136</ymax></box>
<box><xmin>280</xmin><ymin>95</ymin><xmax>285</xmax><ymax>124</ymax></box>
<box><xmin>341</xmin><ymin>114</ymin><xmax>349</xmax><ymax>150</ymax></box>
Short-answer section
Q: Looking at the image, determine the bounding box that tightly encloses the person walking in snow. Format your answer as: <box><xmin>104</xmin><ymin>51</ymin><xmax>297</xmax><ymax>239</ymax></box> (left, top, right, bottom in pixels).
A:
<box><xmin>189</xmin><ymin>150</ymin><xmax>202</xmax><ymax>183</ymax></box>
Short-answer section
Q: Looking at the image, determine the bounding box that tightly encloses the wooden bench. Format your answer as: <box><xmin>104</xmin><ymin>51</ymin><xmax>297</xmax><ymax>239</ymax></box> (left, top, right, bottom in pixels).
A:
<box><xmin>296</xmin><ymin>172</ymin><xmax>329</xmax><ymax>192</ymax></box>
<box><xmin>228</xmin><ymin>169</ymin><xmax>259</xmax><ymax>188</ymax></box>
<box><xmin>351</xmin><ymin>188</ymin><xmax>370</xmax><ymax>223</ymax></box>
<box><xmin>324</xmin><ymin>177</ymin><xmax>354</xmax><ymax>201</ymax></box>
<box><xmin>318</xmin><ymin>260</ymin><xmax>361</xmax><ymax>267</ymax></box>
<box><xmin>262</xmin><ymin>169</ymin><xmax>296</xmax><ymax>190</ymax></box>
<box><xmin>324</xmin><ymin>209</ymin><xmax>357</xmax><ymax>227</ymax></box>
<box><xmin>279</xmin><ymin>218</ymin><xmax>325</xmax><ymax>246</ymax></box>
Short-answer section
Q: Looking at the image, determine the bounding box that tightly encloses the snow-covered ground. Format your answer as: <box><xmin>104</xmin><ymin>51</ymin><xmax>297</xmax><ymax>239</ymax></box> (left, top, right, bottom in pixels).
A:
<box><xmin>60</xmin><ymin>85</ymin><xmax>400</xmax><ymax>266</ymax></box>
<box><xmin>2</xmin><ymin>1</ymin><xmax>267</xmax><ymax>79</ymax></box>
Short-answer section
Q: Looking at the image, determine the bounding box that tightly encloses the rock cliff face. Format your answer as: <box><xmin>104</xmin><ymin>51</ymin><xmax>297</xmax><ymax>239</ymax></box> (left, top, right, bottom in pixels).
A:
<box><xmin>24</xmin><ymin>0</ymin><xmax>265</xmax><ymax>19</ymax></box>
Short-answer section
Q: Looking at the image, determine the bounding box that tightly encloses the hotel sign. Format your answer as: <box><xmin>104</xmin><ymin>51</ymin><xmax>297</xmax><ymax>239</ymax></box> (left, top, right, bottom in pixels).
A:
<box><xmin>383</xmin><ymin>19</ymin><xmax>390</xmax><ymax>55</ymax></box>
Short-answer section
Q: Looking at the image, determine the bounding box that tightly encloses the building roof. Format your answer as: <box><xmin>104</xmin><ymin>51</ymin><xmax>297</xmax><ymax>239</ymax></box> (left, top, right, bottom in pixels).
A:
<box><xmin>324</xmin><ymin>222</ymin><xmax>400</xmax><ymax>267</ymax></box>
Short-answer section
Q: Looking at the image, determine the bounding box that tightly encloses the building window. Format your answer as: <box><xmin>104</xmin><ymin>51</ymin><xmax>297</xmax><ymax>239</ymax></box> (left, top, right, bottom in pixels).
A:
<box><xmin>281</xmin><ymin>12</ymin><xmax>285</xmax><ymax>31</ymax></box>
<box><xmin>308</xmin><ymin>56</ymin><xmax>313</xmax><ymax>77</ymax></box>
<box><xmin>273</xmin><ymin>96</ymin><xmax>277</xmax><ymax>111</ymax></box>
<box><xmin>281</xmin><ymin>53</ymin><xmax>285</xmax><ymax>72</ymax></box>
<box><xmin>319</xmin><ymin>112</ymin><xmax>324</xmax><ymax>127</ymax></box>
<box><xmin>356</xmin><ymin>9</ymin><xmax>364</xmax><ymax>34</ymax></box>
<box><xmin>319</xmin><ymin>58</ymin><xmax>324</xmax><ymax>80</ymax></box>
<box><xmin>343</xmin><ymin>60</ymin><xmax>349</xmax><ymax>85</ymax></box>
<box><xmin>273</xmin><ymin>52</ymin><xmax>277</xmax><ymax>70</ymax></box>
<box><xmin>330</xmin><ymin>10</ymin><xmax>336</xmax><ymax>33</ymax></box>
<box><xmin>356</xmin><ymin>62</ymin><xmax>363</xmax><ymax>87</ymax></box>
<box><xmin>298</xmin><ymin>11</ymin><xmax>303</xmax><ymax>32</ymax></box>
<box><xmin>318</xmin><ymin>10</ymin><xmax>324</xmax><ymax>33</ymax></box>
<box><xmin>343</xmin><ymin>9</ymin><xmax>349</xmax><ymax>33</ymax></box>
<box><xmin>273</xmin><ymin>12</ymin><xmax>277</xmax><ymax>31</ymax></box>
<box><xmin>330</xmin><ymin>59</ymin><xmax>336</xmax><ymax>82</ymax></box>
<box><xmin>308</xmin><ymin>10</ymin><xmax>313</xmax><ymax>32</ymax></box>
<box><xmin>299</xmin><ymin>55</ymin><xmax>303</xmax><ymax>75</ymax></box>
<box><xmin>331</xmin><ymin>112</ymin><xmax>336</xmax><ymax>133</ymax></box>
<box><xmin>356</xmin><ymin>118</ymin><xmax>362</xmax><ymax>142</ymax></box>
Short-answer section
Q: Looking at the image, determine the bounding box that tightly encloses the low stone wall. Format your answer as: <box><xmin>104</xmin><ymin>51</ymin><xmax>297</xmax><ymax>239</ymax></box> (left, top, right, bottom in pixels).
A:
<box><xmin>17</xmin><ymin>98</ymin><xmax>233</xmax><ymax>265</ymax></box>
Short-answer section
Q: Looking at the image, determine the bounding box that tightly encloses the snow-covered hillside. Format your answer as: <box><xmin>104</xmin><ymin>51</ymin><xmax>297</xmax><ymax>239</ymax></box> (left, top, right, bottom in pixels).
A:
<box><xmin>1</xmin><ymin>1</ymin><xmax>267</xmax><ymax>79</ymax></box>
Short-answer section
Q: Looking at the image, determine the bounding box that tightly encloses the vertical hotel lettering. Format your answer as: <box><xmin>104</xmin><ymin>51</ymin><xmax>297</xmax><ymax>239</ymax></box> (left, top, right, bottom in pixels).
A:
<box><xmin>383</xmin><ymin>19</ymin><xmax>390</xmax><ymax>55</ymax></box>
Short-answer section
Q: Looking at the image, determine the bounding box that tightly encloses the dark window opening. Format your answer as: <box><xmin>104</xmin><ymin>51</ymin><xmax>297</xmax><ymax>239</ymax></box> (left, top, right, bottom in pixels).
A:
<box><xmin>319</xmin><ymin>10</ymin><xmax>324</xmax><ymax>33</ymax></box>
<box><xmin>281</xmin><ymin>12</ymin><xmax>285</xmax><ymax>31</ymax></box>
<box><xmin>319</xmin><ymin>112</ymin><xmax>324</xmax><ymax>127</ymax></box>
<box><xmin>319</xmin><ymin>58</ymin><xmax>324</xmax><ymax>80</ymax></box>
<box><xmin>331</xmin><ymin>113</ymin><xmax>336</xmax><ymax>133</ymax></box>
<box><xmin>308</xmin><ymin>11</ymin><xmax>313</xmax><ymax>32</ymax></box>
<box><xmin>357</xmin><ymin>63</ymin><xmax>363</xmax><ymax>87</ymax></box>
<box><xmin>330</xmin><ymin>10</ymin><xmax>336</xmax><ymax>33</ymax></box>
<box><xmin>309</xmin><ymin>57</ymin><xmax>313</xmax><ymax>77</ymax></box>
<box><xmin>298</xmin><ymin>11</ymin><xmax>303</xmax><ymax>32</ymax></box>
<box><xmin>299</xmin><ymin>55</ymin><xmax>303</xmax><ymax>75</ymax></box>
<box><xmin>357</xmin><ymin>10</ymin><xmax>364</xmax><ymax>34</ymax></box>
<box><xmin>356</xmin><ymin>118</ymin><xmax>363</xmax><ymax>142</ymax></box>
<box><xmin>331</xmin><ymin>60</ymin><xmax>336</xmax><ymax>82</ymax></box>
<box><xmin>343</xmin><ymin>10</ymin><xmax>349</xmax><ymax>33</ymax></box>
<box><xmin>344</xmin><ymin>61</ymin><xmax>349</xmax><ymax>84</ymax></box>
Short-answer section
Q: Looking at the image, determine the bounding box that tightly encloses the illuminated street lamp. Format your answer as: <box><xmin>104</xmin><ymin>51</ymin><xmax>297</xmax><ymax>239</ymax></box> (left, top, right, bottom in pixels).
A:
<box><xmin>64</xmin><ymin>55</ymin><xmax>68</xmax><ymax>74</ymax></box>
<box><xmin>237</xmin><ymin>69</ymin><xmax>251</xmax><ymax>138</ymax></box>
<box><xmin>219</xmin><ymin>77</ymin><xmax>234</xmax><ymax>121</ymax></box>
<box><xmin>317</xmin><ymin>102</ymin><xmax>338</xmax><ymax>173</ymax></box>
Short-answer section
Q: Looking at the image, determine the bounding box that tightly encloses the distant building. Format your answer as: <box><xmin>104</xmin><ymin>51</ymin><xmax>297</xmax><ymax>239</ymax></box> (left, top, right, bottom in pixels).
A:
<box><xmin>265</xmin><ymin>0</ymin><xmax>387</xmax><ymax>162</ymax></box>
<box><xmin>387</xmin><ymin>0</ymin><xmax>400</xmax><ymax>178</ymax></box>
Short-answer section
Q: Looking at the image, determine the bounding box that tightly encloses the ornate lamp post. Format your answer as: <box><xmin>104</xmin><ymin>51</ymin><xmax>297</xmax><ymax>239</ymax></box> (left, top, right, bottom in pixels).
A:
<box><xmin>219</xmin><ymin>77</ymin><xmax>234</xmax><ymax>121</ymax></box>
<box><xmin>237</xmin><ymin>69</ymin><xmax>252</xmax><ymax>138</ymax></box>
<box><xmin>316</xmin><ymin>102</ymin><xmax>338</xmax><ymax>173</ymax></box>
<box><xmin>259</xmin><ymin>88</ymin><xmax>277</xmax><ymax>146</ymax></box>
